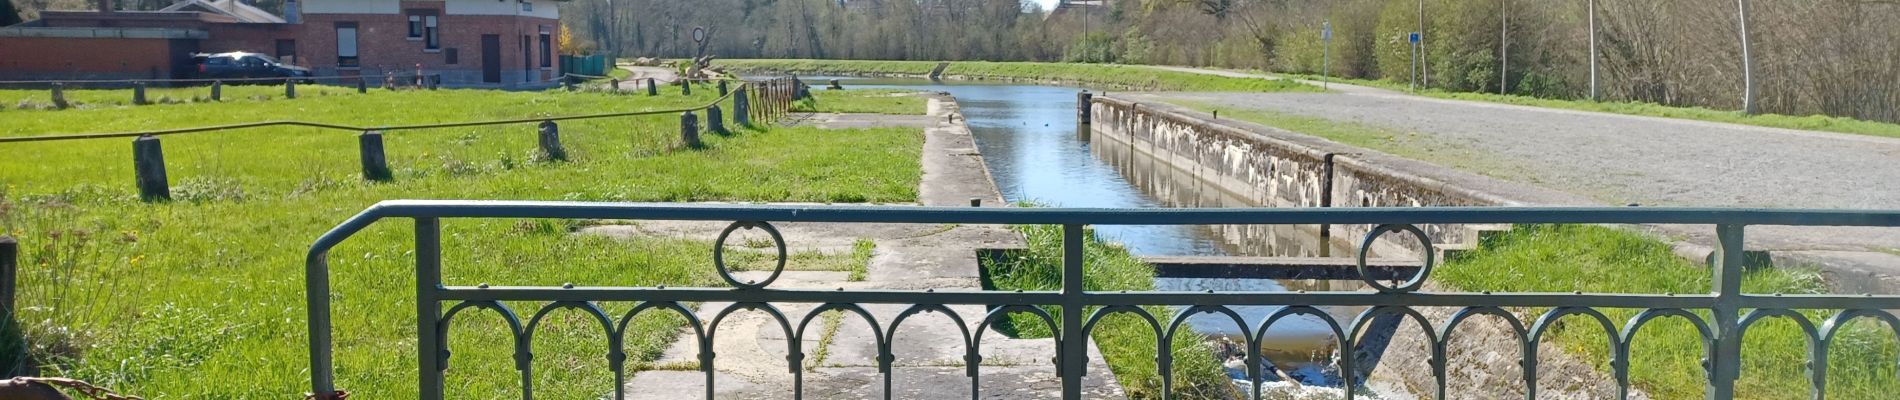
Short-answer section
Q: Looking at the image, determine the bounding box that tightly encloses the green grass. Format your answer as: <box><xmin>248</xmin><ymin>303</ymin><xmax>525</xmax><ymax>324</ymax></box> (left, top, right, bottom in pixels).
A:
<box><xmin>793</xmin><ymin>89</ymin><xmax>929</xmax><ymax>115</ymax></box>
<box><xmin>1264</xmin><ymin>70</ymin><xmax>1900</xmax><ymax>139</ymax></box>
<box><xmin>981</xmin><ymin>224</ymin><xmax>1236</xmax><ymax>400</ymax></box>
<box><xmin>0</xmin><ymin>84</ymin><xmax>363</xmax><ymax>111</ymax></box>
<box><xmin>0</xmin><ymin>86</ymin><xmax>922</xmax><ymax>398</ymax></box>
<box><xmin>721</xmin><ymin>59</ymin><xmax>1319</xmax><ymax>92</ymax></box>
<box><xmin>1438</xmin><ymin>225</ymin><xmax>1898</xmax><ymax>400</ymax></box>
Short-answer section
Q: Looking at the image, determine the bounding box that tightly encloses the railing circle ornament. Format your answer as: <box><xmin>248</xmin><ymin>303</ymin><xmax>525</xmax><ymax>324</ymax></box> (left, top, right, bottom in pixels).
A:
<box><xmin>712</xmin><ymin>221</ymin><xmax>788</xmax><ymax>290</ymax></box>
<box><xmin>1356</xmin><ymin>223</ymin><xmax>1436</xmax><ymax>293</ymax></box>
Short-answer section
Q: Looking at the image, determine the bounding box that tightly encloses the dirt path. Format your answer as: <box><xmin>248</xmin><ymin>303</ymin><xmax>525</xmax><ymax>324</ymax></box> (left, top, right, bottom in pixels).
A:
<box><xmin>1135</xmin><ymin>66</ymin><xmax>1900</xmax><ymax>291</ymax></box>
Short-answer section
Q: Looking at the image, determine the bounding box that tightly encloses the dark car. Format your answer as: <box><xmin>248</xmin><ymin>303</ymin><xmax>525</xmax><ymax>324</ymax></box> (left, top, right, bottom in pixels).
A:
<box><xmin>191</xmin><ymin>52</ymin><xmax>313</xmax><ymax>83</ymax></box>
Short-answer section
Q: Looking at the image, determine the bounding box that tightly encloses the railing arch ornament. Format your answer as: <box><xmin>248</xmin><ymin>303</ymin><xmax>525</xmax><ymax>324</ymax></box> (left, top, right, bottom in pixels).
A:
<box><xmin>712</xmin><ymin>221</ymin><xmax>788</xmax><ymax>289</ymax></box>
<box><xmin>1356</xmin><ymin>223</ymin><xmax>1436</xmax><ymax>293</ymax></box>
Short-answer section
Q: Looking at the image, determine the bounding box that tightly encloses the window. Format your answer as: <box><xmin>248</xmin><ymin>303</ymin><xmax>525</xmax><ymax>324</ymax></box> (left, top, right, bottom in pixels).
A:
<box><xmin>275</xmin><ymin>39</ymin><xmax>297</xmax><ymax>64</ymax></box>
<box><xmin>335</xmin><ymin>23</ymin><xmax>359</xmax><ymax>68</ymax></box>
<box><xmin>521</xmin><ymin>1</ymin><xmax>532</xmax><ymax>12</ymax></box>
<box><xmin>538</xmin><ymin>28</ymin><xmax>552</xmax><ymax>69</ymax></box>
<box><xmin>407</xmin><ymin>15</ymin><xmax>422</xmax><ymax>39</ymax></box>
<box><xmin>425</xmin><ymin>16</ymin><xmax>440</xmax><ymax>50</ymax></box>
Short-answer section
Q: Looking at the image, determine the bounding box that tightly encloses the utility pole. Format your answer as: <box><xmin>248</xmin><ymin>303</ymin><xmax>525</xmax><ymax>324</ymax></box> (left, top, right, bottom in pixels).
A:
<box><xmin>1589</xmin><ymin>0</ymin><xmax>1599</xmax><ymax>101</ymax></box>
<box><xmin>1417</xmin><ymin>0</ymin><xmax>1428</xmax><ymax>88</ymax></box>
<box><xmin>1499</xmin><ymin>0</ymin><xmax>1508</xmax><ymax>95</ymax></box>
<box><xmin>1736</xmin><ymin>0</ymin><xmax>1757</xmax><ymax>115</ymax></box>
<box><xmin>1322</xmin><ymin>21</ymin><xmax>1332</xmax><ymax>90</ymax></box>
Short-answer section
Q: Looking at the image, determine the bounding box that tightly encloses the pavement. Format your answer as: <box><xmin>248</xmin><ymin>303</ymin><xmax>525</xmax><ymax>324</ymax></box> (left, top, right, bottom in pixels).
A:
<box><xmin>615</xmin><ymin>65</ymin><xmax>680</xmax><ymax>91</ymax></box>
<box><xmin>1136</xmin><ymin>66</ymin><xmax>1900</xmax><ymax>293</ymax></box>
<box><xmin>601</xmin><ymin>95</ymin><xmax>1127</xmax><ymax>398</ymax></box>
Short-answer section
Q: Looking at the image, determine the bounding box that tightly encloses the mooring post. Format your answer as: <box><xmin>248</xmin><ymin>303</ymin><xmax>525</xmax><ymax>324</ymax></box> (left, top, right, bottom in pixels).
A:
<box><xmin>717</xmin><ymin>80</ymin><xmax>729</xmax><ymax>97</ymax></box>
<box><xmin>647</xmin><ymin>78</ymin><xmax>657</xmax><ymax>96</ymax></box>
<box><xmin>1076</xmin><ymin>91</ymin><xmax>1092</xmax><ymax>125</ymax></box>
<box><xmin>359</xmin><ymin>131</ymin><xmax>392</xmax><ymax>181</ymax></box>
<box><xmin>680</xmin><ymin>111</ymin><xmax>702</xmax><ymax>148</ymax></box>
<box><xmin>286</xmin><ymin>79</ymin><xmax>297</xmax><ymax>99</ymax></box>
<box><xmin>707</xmin><ymin>105</ymin><xmax>727</xmax><ymax>135</ymax></box>
<box><xmin>733</xmin><ymin>86</ymin><xmax>751</xmax><ymax>126</ymax></box>
<box><xmin>132</xmin><ymin>135</ymin><xmax>170</xmax><ymax>201</ymax></box>
<box><xmin>538</xmin><ymin>120</ymin><xmax>567</xmax><ymax>161</ymax></box>
<box><xmin>0</xmin><ymin>236</ymin><xmax>17</xmax><ymax>318</ymax></box>
<box><xmin>210</xmin><ymin>81</ymin><xmax>223</xmax><ymax>101</ymax></box>
<box><xmin>132</xmin><ymin>81</ymin><xmax>148</xmax><ymax>105</ymax></box>
<box><xmin>50</xmin><ymin>83</ymin><xmax>68</xmax><ymax>109</ymax></box>
<box><xmin>357</xmin><ymin>77</ymin><xmax>368</xmax><ymax>94</ymax></box>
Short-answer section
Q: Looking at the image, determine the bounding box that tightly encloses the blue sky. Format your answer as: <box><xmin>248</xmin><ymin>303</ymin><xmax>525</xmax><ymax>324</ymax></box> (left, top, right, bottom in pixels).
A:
<box><xmin>1031</xmin><ymin>0</ymin><xmax>1061</xmax><ymax>11</ymax></box>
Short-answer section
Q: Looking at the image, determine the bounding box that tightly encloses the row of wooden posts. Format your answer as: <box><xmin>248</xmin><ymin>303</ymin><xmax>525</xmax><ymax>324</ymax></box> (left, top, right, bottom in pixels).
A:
<box><xmin>127</xmin><ymin>78</ymin><xmax>804</xmax><ymax>202</ymax></box>
<box><xmin>41</xmin><ymin>75</ymin><xmax>442</xmax><ymax>109</ymax></box>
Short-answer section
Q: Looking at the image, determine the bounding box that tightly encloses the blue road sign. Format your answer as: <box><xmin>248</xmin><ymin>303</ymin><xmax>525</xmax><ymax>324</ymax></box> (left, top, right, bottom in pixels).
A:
<box><xmin>1322</xmin><ymin>22</ymin><xmax>1333</xmax><ymax>41</ymax></box>
<box><xmin>1409</xmin><ymin>32</ymin><xmax>1421</xmax><ymax>44</ymax></box>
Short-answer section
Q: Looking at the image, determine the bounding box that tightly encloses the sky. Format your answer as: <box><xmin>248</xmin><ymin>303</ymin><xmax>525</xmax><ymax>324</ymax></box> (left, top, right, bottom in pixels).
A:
<box><xmin>1031</xmin><ymin>0</ymin><xmax>1061</xmax><ymax>11</ymax></box>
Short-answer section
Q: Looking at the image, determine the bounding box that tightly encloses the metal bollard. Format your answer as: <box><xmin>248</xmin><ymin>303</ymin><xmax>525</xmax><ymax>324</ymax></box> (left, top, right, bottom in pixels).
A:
<box><xmin>718</xmin><ymin>80</ymin><xmax>729</xmax><ymax>97</ymax></box>
<box><xmin>210</xmin><ymin>81</ymin><xmax>222</xmax><ymax>101</ymax></box>
<box><xmin>680</xmin><ymin>111</ymin><xmax>702</xmax><ymax>148</ymax></box>
<box><xmin>564</xmin><ymin>79</ymin><xmax>575</xmax><ymax>92</ymax></box>
<box><xmin>357</xmin><ymin>77</ymin><xmax>368</xmax><ymax>94</ymax></box>
<box><xmin>647</xmin><ymin>78</ymin><xmax>657</xmax><ymax>96</ymax></box>
<box><xmin>733</xmin><ymin>87</ymin><xmax>751</xmax><ymax>126</ymax></box>
<box><xmin>132</xmin><ymin>135</ymin><xmax>170</xmax><ymax>201</ymax></box>
<box><xmin>133</xmin><ymin>82</ymin><xmax>148</xmax><ymax>105</ymax></box>
<box><xmin>829</xmin><ymin>79</ymin><xmax>843</xmax><ymax>90</ymax></box>
<box><xmin>682</xmin><ymin>79</ymin><xmax>692</xmax><ymax>96</ymax></box>
<box><xmin>538</xmin><ymin>120</ymin><xmax>567</xmax><ymax>161</ymax></box>
<box><xmin>359</xmin><ymin>131</ymin><xmax>393</xmax><ymax>181</ymax></box>
<box><xmin>611</xmin><ymin>79</ymin><xmax>620</xmax><ymax>92</ymax></box>
<box><xmin>0</xmin><ymin>235</ymin><xmax>15</xmax><ymax>317</ymax></box>
<box><xmin>707</xmin><ymin>105</ymin><xmax>727</xmax><ymax>135</ymax></box>
<box><xmin>50</xmin><ymin>83</ymin><xmax>69</xmax><ymax>109</ymax></box>
<box><xmin>286</xmin><ymin>79</ymin><xmax>297</xmax><ymax>99</ymax></box>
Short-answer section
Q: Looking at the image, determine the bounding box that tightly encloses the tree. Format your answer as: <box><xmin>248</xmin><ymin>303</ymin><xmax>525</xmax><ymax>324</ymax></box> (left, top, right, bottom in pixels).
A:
<box><xmin>2</xmin><ymin>0</ymin><xmax>23</xmax><ymax>26</ymax></box>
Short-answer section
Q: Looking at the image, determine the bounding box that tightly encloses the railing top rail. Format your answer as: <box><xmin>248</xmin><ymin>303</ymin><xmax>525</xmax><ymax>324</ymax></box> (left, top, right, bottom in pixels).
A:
<box><xmin>0</xmin><ymin>72</ymin><xmax>437</xmax><ymax>85</ymax></box>
<box><xmin>0</xmin><ymin>79</ymin><xmax>755</xmax><ymax>144</ymax></box>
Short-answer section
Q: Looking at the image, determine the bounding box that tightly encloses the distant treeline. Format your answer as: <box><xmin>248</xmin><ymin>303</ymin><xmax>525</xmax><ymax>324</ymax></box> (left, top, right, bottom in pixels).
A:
<box><xmin>561</xmin><ymin>0</ymin><xmax>1900</xmax><ymax>124</ymax></box>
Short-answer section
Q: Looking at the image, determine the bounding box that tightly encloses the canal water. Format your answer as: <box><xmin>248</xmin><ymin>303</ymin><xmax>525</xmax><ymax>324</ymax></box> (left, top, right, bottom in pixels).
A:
<box><xmin>831</xmin><ymin>77</ymin><xmax>1363</xmax><ymax>384</ymax></box>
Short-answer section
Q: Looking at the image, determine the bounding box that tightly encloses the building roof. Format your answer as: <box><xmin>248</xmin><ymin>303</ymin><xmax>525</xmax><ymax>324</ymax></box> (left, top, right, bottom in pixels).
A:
<box><xmin>159</xmin><ymin>0</ymin><xmax>285</xmax><ymax>24</ymax></box>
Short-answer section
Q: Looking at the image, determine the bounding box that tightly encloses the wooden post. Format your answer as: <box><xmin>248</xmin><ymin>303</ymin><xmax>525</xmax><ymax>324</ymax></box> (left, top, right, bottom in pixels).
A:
<box><xmin>359</xmin><ymin>131</ymin><xmax>392</xmax><ymax>181</ymax></box>
<box><xmin>357</xmin><ymin>77</ymin><xmax>368</xmax><ymax>94</ymax></box>
<box><xmin>646</xmin><ymin>78</ymin><xmax>657</xmax><ymax>96</ymax></box>
<box><xmin>133</xmin><ymin>82</ymin><xmax>148</xmax><ymax>105</ymax></box>
<box><xmin>50</xmin><ymin>83</ymin><xmax>68</xmax><ymax>109</ymax></box>
<box><xmin>707</xmin><ymin>105</ymin><xmax>727</xmax><ymax>135</ymax></box>
<box><xmin>538</xmin><ymin>121</ymin><xmax>567</xmax><ymax>161</ymax></box>
<box><xmin>210</xmin><ymin>81</ymin><xmax>223</xmax><ymax>101</ymax></box>
<box><xmin>733</xmin><ymin>87</ymin><xmax>751</xmax><ymax>126</ymax></box>
<box><xmin>132</xmin><ymin>135</ymin><xmax>170</xmax><ymax>202</ymax></box>
<box><xmin>680</xmin><ymin>111</ymin><xmax>702</xmax><ymax>148</ymax></box>
<box><xmin>286</xmin><ymin>79</ymin><xmax>297</xmax><ymax>99</ymax></box>
<box><xmin>0</xmin><ymin>236</ymin><xmax>16</xmax><ymax>318</ymax></box>
<box><xmin>1077</xmin><ymin>91</ymin><xmax>1093</xmax><ymax>125</ymax></box>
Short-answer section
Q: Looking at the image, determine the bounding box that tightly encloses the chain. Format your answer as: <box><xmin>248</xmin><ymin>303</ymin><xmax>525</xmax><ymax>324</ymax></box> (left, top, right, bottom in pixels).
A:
<box><xmin>304</xmin><ymin>390</ymin><xmax>351</xmax><ymax>400</ymax></box>
<box><xmin>16</xmin><ymin>377</ymin><xmax>142</xmax><ymax>400</ymax></box>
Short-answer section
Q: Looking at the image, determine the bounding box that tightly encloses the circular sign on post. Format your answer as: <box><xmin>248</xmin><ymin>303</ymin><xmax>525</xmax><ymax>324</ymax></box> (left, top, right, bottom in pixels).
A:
<box><xmin>693</xmin><ymin>27</ymin><xmax>707</xmax><ymax>44</ymax></box>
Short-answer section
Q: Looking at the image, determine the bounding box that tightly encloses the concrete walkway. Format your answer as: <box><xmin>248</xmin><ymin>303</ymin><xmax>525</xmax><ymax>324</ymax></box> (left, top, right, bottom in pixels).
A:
<box><xmin>1137</xmin><ymin>66</ymin><xmax>1900</xmax><ymax>293</ymax></box>
<box><xmin>604</xmin><ymin>96</ymin><xmax>1126</xmax><ymax>398</ymax></box>
<box><xmin>615</xmin><ymin>65</ymin><xmax>680</xmax><ymax>91</ymax></box>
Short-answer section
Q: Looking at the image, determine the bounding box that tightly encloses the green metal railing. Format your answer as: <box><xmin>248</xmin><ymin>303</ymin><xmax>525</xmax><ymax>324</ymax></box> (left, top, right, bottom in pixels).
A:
<box><xmin>302</xmin><ymin>201</ymin><xmax>1900</xmax><ymax>400</ymax></box>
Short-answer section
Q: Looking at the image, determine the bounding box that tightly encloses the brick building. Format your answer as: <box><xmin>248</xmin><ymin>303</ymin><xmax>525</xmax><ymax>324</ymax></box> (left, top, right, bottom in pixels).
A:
<box><xmin>0</xmin><ymin>0</ymin><xmax>564</xmax><ymax>88</ymax></box>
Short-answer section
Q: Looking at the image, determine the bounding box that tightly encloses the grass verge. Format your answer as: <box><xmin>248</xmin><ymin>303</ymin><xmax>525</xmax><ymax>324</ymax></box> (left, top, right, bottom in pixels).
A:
<box><xmin>793</xmin><ymin>89</ymin><xmax>929</xmax><ymax>115</ymax></box>
<box><xmin>720</xmin><ymin>59</ymin><xmax>1318</xmax><ymax>93</ymax></box>
<box><xmin>1438</xmin><ymin>225</ymin><xmax>1898</xmax><ymax>400</ymax></box>
<box><xmin>0</xmin><ymin>87</ymin><xmax>921</xmax><ymax>398</ymax></box>
<box><xmin>981</xmin><ymin>224</ymin><xmax>1236</xmax><ymax>399</ymax></box>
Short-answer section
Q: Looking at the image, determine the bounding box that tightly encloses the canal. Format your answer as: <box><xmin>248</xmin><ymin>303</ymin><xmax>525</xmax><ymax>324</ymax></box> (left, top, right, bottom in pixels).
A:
<box><xmin>826</xmin><ymin>77</ymin><xmax>1370</xmax><ymax>385</ymax></box>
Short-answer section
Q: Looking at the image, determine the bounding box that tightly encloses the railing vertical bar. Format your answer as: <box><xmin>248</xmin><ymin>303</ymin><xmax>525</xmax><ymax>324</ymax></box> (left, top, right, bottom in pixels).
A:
<box><xmin>1059</xmin><ymin>224</ymin><xmax>1086</xmax><ymax>400</ymax></box>
<box><xmin>1709</xmin><ymin>224</ymin><xmax>1745</xmax><ymax>400</ymax></box>
<box><xmin>416</xmin><ymin>217</ymin><xmax>445</xmax><ymax>400</ymax></box>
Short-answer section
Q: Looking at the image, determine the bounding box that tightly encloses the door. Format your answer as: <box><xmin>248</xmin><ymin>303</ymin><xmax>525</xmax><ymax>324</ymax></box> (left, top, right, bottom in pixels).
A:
<box><xmin>480</xmin><ymin>34</ymin><xmax>501</xmax><ymax>84</ymax></box>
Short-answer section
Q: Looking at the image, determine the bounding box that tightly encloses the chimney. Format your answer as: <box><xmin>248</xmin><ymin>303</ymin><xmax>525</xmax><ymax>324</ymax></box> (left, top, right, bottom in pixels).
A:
<box><xmin>97</xmin><ymin>0</ymin><xmax>113</xmax><ymax>13</ymax></box>
<box><xmin>283</xmin><ymin>0</ymin><xmax>301</xmax><ymax>24</ymax></box>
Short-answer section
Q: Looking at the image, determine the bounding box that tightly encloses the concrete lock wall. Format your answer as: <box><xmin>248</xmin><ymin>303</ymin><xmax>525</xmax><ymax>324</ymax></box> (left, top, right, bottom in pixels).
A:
<box><xmin>1088</xmin><ymin>96</ymin><xmax>1585</xmax><ymax>257</ymax></box>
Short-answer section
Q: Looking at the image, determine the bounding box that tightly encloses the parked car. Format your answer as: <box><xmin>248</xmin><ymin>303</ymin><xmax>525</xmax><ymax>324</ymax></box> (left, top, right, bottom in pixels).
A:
<box><xmin>191</xmin><ymin>52</ymin><xmax>313</xmax><ymax>83</ymax></box>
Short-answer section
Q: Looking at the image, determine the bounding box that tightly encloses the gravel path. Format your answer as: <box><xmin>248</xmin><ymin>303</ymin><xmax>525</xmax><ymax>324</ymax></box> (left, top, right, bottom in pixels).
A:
<box><xmin>1131</xmin><ymin>67</ymin><xmax>1900</xmax><ymax>285</ymax></box>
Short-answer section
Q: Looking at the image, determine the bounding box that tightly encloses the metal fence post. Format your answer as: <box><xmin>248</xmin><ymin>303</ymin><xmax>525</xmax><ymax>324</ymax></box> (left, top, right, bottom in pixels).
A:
<box><xmin>680</xmin><ymin>111</ymin><xmax>702</xmax><ymax>148</ymax></box>
<box><xmin>133</xmin><ymin>81</ymin><xmax>147</xmax><ymax>105</ymax></box>
<box><xmin>1059</xmin><ymin>224</ymin><xmax>1086</xmax><ymax>400</ymax></box>
<box><xmin>359</xmin><ymin>131</ymin><xmax>392</xmax><ymax>181</ymax></box>
<box><xmin>132</xmin><ymin>135</ymin><xmax>169</xmax><ymax>202</ymax></box>
<box><xmin>1708</xmin><ymin>224</ymin><xmax>1744</xmax><ymax>399</ymax></box>
<box><xmin>416</xmin><ymin>218</ymin><xmax>445</xmax><ymax>400</ymax></box>
<box><xmin>538</xmin><ymin>120</ymin><xmax>567</xmax><ymax>161</ymax></box>
<box><xmin>286</xmin><ymin>79</ymin><xmax>297</xmax><ymax>99</ymax></box>
<box><xmin>0</xmin><ymin>236</ymin><xmax>17</xmax><ymax>318</ymax></box>
<box><xmin>733</xmin><ymin>86</ymin><xmax>751</xmax><ymax>126</ymax></box>
<box><xmin>647</xmin><ymin>78</ymin><xmax>657</xmax><ymax>96</ymax></box>
<box><xmin>707</xmin><ymin>105</ymin><xmax>727</xmax><ymax>135</ymax></box>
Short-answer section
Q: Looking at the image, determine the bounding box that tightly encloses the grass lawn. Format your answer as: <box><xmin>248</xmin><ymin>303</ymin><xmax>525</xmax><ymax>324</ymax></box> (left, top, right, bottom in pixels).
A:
<box><xmin>1439</xmin><ymin>225</ymin><xmax>1898</xmax><ymax>400</ymax></box>
<box><xmin>0</xmin><ymin>85</ymin><xmax>923</xmax><ymax>398</ymax></box>
<box><xmin>720</xmin><ymin>59</ymin><xmax>1318</xmax><ymax>93</ymax></box>
<box><xmin>981</xmin><ymin>224</ymin><xmax>1235</xmax><ymax>400</ymax></box>
<box><xmin>1264</xmin><ymin>71</ymin><xmax>1900</xmax><ymax>140</ymax></box>
<box><xmin>0</xmin><ymin>84</ymin><xmax>363</xmax><ymax>111</ymax></box>
<box><xmin>793</xmin><ymin>89</ymin><xmax>929</xmax><ymax>115</ymax></box>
